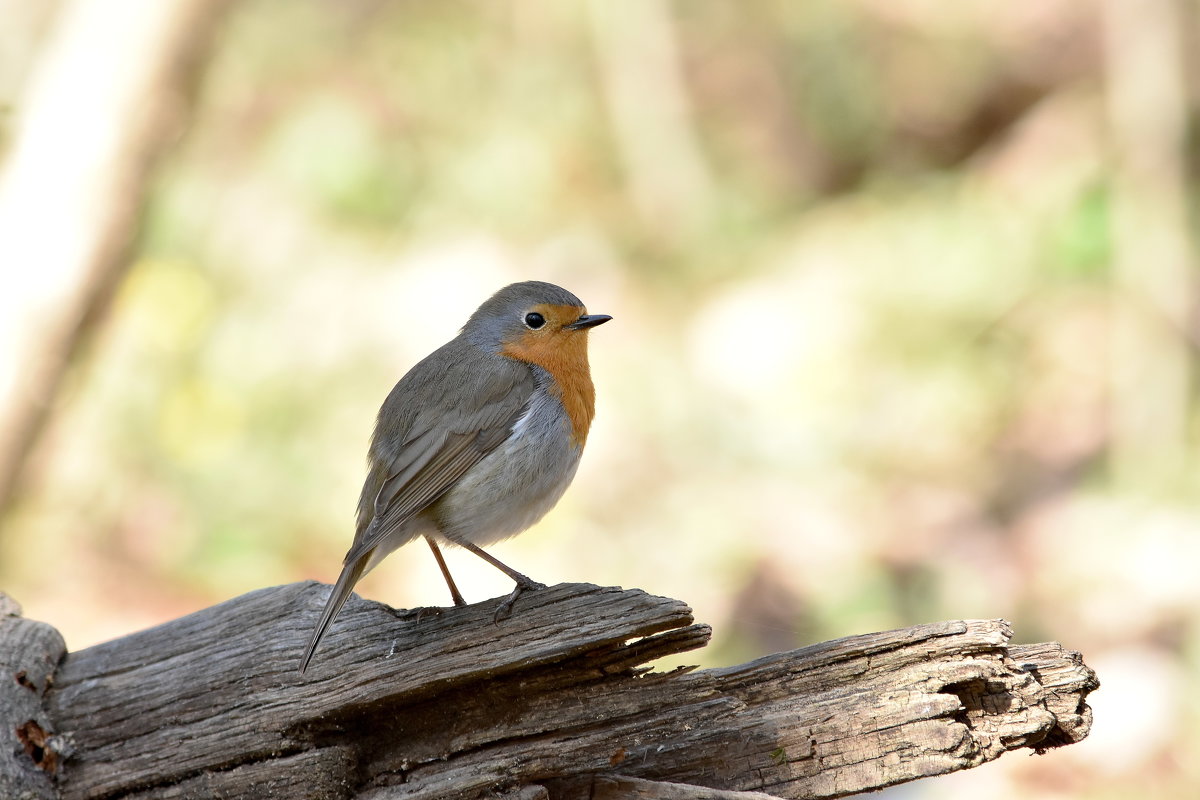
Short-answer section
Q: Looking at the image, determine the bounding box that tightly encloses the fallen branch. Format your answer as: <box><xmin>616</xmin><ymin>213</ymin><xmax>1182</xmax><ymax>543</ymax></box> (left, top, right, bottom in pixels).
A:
<box><xmin>1</xmin><ymin>594</ymin><xmax>66</xmax><ymax>800</ymax></box>
<box><xmin>0</xmin><ymin>583</ymin><xmax>1097</xmax><ymax>799</ymax></box>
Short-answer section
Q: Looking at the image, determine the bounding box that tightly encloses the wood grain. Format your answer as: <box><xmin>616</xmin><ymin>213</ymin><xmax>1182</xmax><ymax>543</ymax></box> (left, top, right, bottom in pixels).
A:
<box><xmin>0</xmin><ymin>583</ymin><xmax>1097</xmax><ymax>799</ymax></box>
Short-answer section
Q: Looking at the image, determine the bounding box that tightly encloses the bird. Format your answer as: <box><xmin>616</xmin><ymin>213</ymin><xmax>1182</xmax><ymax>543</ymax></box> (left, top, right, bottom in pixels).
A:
<box><xmin>300</xmin><ymin>280</ymin><xmax>611</xmax><ymax>672</ymax></box>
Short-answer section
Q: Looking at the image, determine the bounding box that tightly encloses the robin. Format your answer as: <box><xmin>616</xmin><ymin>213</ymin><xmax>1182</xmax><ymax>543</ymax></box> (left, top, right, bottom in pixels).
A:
<box><xmin>300</xmin><ymin>280</ymin><xmax>611</xmax><ymax>672</ymax></box>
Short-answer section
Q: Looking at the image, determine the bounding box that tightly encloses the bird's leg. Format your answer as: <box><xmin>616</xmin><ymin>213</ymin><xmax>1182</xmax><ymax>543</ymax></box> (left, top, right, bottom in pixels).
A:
<box><xmin>450</xmin><ymin>538</ymin><xmax>546</xmax><ymax>620</ymax></box>
<box><xmin>424</xmin><ymin>536</ymin><xmax>467</xmax><ymax>607</ymax></box>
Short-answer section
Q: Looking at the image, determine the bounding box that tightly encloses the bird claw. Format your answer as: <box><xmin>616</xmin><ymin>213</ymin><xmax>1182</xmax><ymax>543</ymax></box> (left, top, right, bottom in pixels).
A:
<box><xmin>402</xmin><ymin>605</ymin><xmax>448</xmax><ymax>623</ymax></box>
<box><xmin>492</xmin><ymin>579</ymin><xmax>547</xmax><ymax>623</ymax></box>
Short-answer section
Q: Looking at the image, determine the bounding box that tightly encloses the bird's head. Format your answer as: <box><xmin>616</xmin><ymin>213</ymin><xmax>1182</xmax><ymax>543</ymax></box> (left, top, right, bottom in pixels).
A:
<box><xmin>464</xmin><ymin>281</ymin><xmax>612</xmax><ymax>362</ymax></box>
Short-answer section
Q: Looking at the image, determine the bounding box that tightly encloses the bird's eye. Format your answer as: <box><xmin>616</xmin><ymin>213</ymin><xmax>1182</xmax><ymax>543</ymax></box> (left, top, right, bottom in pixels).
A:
<box><xmin>523</xmin><ymin>312</ymin><xmax>546</xmax><ymax>330</ymax></box>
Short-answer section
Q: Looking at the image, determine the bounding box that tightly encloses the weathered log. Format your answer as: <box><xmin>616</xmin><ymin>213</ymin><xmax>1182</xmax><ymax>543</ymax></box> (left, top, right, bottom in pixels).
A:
<box><xmin>1</xmin><ymin>593</ymin><xmax>67</xmax><ymax>800</ymax></box>
<box><xmin>0</xmin><ymin>583</ymin><xmax>1097</xmax><ymax>799</ymax></box>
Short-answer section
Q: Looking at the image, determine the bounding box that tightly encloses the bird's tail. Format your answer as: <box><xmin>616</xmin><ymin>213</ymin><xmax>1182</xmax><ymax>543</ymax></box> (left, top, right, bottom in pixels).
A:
<box><xmin>299</xmin><ymin>554</ymin><xmax>368</xmax><ymax>674</ymax></box>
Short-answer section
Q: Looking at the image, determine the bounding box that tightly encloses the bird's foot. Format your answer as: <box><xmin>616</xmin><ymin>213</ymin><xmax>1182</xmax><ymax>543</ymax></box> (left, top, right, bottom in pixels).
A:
<box><xmin>399</xmin><ymin>605</ymin><xmax>454</xmax><ymax>623</ymax></box>
<box><xmin>493</xmin><ymin>578</ymin><xmax>547</xmax><ymax>623</ymax></box>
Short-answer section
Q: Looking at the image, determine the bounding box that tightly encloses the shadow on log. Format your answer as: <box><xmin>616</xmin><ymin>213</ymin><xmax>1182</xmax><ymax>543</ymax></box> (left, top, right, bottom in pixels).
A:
<box><xmin>0</xmin><ymin>583</ymin><xmax>1098</xmax><ymax>799</ymax></box>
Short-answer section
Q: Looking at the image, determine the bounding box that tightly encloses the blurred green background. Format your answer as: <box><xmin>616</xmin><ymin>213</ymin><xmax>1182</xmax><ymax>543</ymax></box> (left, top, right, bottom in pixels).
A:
<box><xmin>2</xmin><ymin>0</ymin><xmax>1198</xmax><ymax>797</ymax></box>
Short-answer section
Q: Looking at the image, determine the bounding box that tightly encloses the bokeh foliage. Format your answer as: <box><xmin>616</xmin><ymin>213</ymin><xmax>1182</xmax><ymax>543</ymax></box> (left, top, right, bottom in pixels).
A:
<box><xmin>2</xmin><ymin>1</ymin><xmax>1198</xmax><ymax>797</ymax></box>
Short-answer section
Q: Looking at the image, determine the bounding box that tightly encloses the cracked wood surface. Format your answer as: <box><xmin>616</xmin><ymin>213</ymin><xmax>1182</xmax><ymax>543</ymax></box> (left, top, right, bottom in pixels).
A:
<box><xmin>2</xmin><ymin>582</ymin><xmax>1097</xmax><ymax>799</ymax></box>
<box><xmin>1</xmin><ymin>593</ymin><xmax>67</xmax><ymax>800</ymax></box>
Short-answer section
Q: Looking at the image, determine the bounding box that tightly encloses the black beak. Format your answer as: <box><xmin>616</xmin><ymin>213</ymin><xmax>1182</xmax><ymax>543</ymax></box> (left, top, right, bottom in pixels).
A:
<box><xmin>565</xmin><ymin>314</ymin><xmax>612</xmax><ymax>331</ymax></box>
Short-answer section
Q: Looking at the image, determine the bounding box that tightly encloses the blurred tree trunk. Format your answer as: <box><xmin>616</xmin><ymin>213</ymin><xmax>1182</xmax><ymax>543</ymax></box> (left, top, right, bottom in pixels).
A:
<box><xmin>0</xmin><ymin>0</ymin><xmax>230</xmax><ymax>519</ymax></box>
<box><xmin>1101</xmin><ymin>0</ymin><xmax>1196</xmax><ymax>490</ymax></box>
<box><xmin>586</xmin><ymin>0</ymin><xmax>715</xmax><ymax>240</ymax></box>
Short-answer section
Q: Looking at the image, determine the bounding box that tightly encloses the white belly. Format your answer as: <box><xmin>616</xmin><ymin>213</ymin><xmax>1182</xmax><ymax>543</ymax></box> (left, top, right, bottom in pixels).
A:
<box><xmin>430</xmin><ymin>386</ymin><xmax>583</xmax><ymax>547</ymax></box>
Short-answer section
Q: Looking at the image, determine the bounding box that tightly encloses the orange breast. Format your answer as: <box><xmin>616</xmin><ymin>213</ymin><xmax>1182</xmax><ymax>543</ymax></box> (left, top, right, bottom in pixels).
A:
<box><xmin>501</xmin><ymin>317</ymin><xmax>596</xmax><ymax>447</ymax></box>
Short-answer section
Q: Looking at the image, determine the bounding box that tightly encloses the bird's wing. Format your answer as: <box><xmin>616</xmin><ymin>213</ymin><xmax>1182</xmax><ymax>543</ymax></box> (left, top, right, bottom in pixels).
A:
<box><xmin>299</xmin><ymin>341</ymin><xmax>534</xmax><ymax>673</ymax></box>
<box><xmin>342</xmin><ymin>344</ymin><xmax>534</xmax><ymax>567</ymax></box>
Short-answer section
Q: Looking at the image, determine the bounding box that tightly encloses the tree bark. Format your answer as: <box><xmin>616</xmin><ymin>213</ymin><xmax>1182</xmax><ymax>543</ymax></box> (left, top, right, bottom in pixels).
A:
<box><xmin>0</xmin><ymin>583</ymin><xmax>1097</xmax><ymax>800</ymax></box>
<box><xmin>0</xmin><ymin>593</ymin><xmax>67</xmax><ymax>800</ymax></box>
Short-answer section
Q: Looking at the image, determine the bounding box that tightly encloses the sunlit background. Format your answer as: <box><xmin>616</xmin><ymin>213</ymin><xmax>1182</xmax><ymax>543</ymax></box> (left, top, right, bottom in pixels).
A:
<box><xmin>1</xmin><ymin>1</ymin><xmax>1197</xmax><ymax>797</ymax></box>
